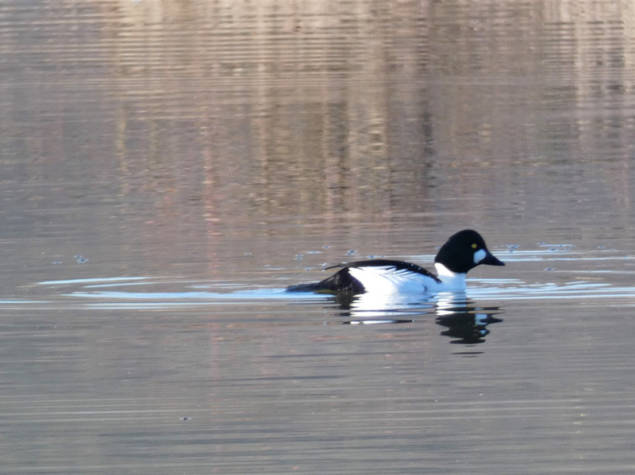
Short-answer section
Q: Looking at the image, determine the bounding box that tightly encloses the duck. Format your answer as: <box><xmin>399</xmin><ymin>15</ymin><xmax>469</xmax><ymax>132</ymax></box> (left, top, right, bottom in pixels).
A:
<box><xmin>287</xmin><ymin>229</ymin><xmax>504</xmax><ymax>295</ymax></box>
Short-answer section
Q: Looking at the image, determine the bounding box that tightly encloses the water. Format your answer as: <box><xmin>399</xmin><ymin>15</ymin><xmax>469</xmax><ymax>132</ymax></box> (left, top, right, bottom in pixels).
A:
<box><xmin>2</xmin><ymin>0</ymin><xmax>635</xmax><ymax>473</ymax></box>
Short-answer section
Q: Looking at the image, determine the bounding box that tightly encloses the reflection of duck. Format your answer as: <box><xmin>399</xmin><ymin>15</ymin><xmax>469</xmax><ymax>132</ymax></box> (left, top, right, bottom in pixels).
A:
<box><xmin>337</xmin><ymin>291</ymin><xmax>435</xmax><ymax>324</ymax></box>
<box><xmin>288</xmin><ymin>230</ymin><xmax>504</xmax><ymax>295</ymax></box>
<box><xmin>336</xmin><ymin>291</ymin><xmax>503</xmax><ymax>344</ymax></box>
<box><xmin>435</xmin><ymin>294</ymin><xmax>502</xmax><ymax>344</ymax></box>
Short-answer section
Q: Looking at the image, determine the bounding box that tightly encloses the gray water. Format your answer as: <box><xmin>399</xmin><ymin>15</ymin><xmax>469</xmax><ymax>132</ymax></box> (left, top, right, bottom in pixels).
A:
<box><xmin>3</xmin><ymin>1</ymin><xmax>635</xmax><ymax>473</ymax></box>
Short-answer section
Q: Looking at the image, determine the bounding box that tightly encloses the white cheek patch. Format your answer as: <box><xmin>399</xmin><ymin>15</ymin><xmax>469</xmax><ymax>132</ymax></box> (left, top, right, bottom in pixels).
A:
<box><xmin>473</xmin><ymin>248</ymin><xmax>487</xmax><ymax>264</ymax></box>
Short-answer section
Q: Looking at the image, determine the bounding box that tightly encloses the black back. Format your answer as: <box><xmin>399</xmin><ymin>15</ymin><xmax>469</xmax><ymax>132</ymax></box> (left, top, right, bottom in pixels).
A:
<box><xmin>327</xmin><ymin>259</ymin><xmax>440</xmax><ymax>281</ymax></box>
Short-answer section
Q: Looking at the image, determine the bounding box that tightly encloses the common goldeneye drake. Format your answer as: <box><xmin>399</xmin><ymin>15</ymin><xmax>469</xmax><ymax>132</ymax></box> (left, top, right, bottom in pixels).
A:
<box><xmin>287</xmin><ymin>229</ymin><xmax>504</xmax><ymax>295</ymax></box>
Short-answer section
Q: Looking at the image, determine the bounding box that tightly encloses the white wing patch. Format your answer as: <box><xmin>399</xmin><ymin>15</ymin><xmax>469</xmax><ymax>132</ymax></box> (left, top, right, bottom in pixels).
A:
<box><xmin>348</xmin><ymin>266</ymin><xmax>433</xmax><ymax>295</ymax></box>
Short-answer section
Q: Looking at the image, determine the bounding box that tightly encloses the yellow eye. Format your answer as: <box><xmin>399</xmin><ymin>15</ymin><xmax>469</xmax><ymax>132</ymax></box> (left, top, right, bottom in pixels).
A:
<box><xmin>471</xmin><ymin>243</ymin><xmax>478</xmax><ymax>249</ymax></box>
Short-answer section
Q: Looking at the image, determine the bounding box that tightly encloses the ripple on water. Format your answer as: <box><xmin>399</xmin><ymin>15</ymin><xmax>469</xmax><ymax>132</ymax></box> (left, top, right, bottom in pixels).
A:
<box><xmin>7</xmin><ymin>248</ymin><xmax>634</xmax><ymax>312</ymax></box>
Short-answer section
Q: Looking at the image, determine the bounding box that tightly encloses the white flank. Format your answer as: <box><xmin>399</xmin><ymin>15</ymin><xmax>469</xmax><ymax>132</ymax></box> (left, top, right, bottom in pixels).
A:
<box><xmin>348</xmin><ymin>266</ymin><xmax>432</xmax><ymax>295</ymax></box>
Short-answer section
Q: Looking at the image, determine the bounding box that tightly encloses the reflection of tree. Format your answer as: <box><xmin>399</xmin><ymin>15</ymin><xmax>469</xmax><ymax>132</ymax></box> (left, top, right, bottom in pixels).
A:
<box><xmin>4</xmin><ymin>0</ymin><xmax>634</xmax><ymax>278</ymax></box>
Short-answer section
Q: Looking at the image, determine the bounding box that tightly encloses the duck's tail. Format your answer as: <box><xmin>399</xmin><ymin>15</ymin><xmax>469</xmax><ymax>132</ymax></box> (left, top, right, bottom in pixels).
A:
<box><xmin>286</xmin><ymin>281</ymin><xmax>326</xmax><ymax>292</ymax></box>
<box><xmin>286</xmin><ymin>267</ymin><xmax>364</xmax><ymax>294</ymax></box>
